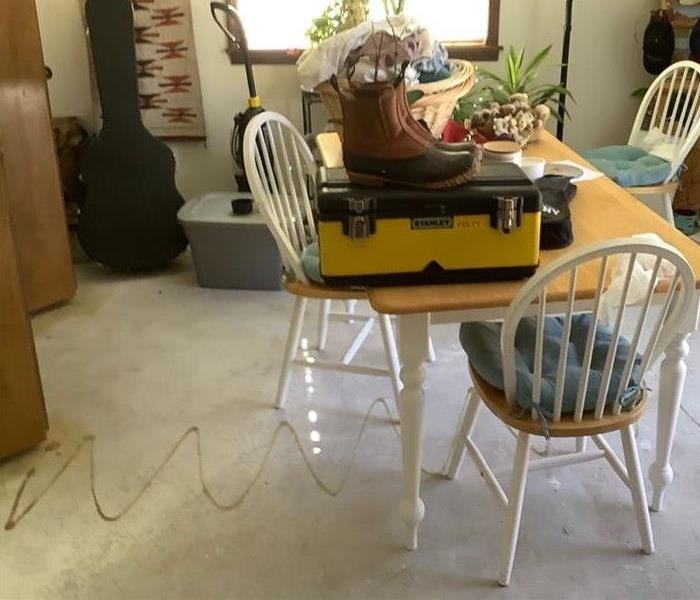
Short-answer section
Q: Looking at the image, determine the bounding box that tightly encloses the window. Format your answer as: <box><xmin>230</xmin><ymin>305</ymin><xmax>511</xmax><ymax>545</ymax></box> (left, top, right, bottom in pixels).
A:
<box><xmin>226</xmin><ymin>0</ymin><xmax>500</xmax><ymax>64</ymax></box>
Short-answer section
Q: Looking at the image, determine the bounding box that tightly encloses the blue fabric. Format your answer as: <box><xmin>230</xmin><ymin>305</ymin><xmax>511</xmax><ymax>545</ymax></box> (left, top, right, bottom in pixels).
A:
<box><xmin>414</xmin><ymin>42</ymin><xmax>451</xmax><ymax>84</ymax></box>
<box><xmin>460</xmin><ymin>314</ymin><xmax>643</xmax><ymax>418</ymax></box>
<box><xmin>301</xmin><ymin>241</ymin><xmax>324</xmax><ymax>284</ymax></box>
<box><xmin>580</xmin><ymin>145</ymin><xmax>671</xmax><ymax>187</ymax></box>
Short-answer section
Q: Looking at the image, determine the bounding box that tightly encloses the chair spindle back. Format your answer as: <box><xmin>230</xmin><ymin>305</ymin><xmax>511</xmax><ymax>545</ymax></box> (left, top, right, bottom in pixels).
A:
<box><xmin>501</xmin><ymin>239</ymin><xmax>695</xmax><ymax>422</ymax></box>
<box><xmin>243</xmin><ymin>111</ymin><xmax>318</xmax><ymax>283</ymax></box>
<box><xmin>629</xmin><ymin>60</ymin><xmax>700</xmax><ymax>183</ymax></box>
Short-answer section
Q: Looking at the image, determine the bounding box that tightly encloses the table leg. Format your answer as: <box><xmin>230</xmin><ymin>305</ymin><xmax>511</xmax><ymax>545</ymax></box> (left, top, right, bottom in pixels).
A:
<box><xmin>397</xmin><ymin>313</ymin><xmax>429</xmax><ymax>550</ymax></box>
<box><xmin>650</xmin><ymin>332</ymin><xmax>691</xmax><ymax>512</ymax></box>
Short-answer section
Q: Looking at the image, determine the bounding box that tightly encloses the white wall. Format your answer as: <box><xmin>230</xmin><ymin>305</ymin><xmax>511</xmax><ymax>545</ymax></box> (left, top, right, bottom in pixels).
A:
<box><xmin>497</xmin><ymin>0</ymin><xmax>658</xmax><ymax>149</ymax></box>
<box><xmin>37</xmin><ymin>0</ymin><xmax>657</xmax><ymax>199</ymax></box>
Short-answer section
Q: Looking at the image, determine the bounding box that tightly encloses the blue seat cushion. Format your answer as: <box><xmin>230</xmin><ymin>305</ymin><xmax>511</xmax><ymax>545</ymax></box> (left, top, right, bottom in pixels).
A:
<box><xmin>580</xmin><ymin>145</ymin><xmax>671</xmax><ymax>187</ymax></box>
<box><xmin>460</xmin><ymin>314</ymin><xmax>643</xmax><ymax>418</ymax></box>
<box><xmin>301</xmin><ymin>241</ymin><xmax>324</xmax><ymax>284</ymax></box>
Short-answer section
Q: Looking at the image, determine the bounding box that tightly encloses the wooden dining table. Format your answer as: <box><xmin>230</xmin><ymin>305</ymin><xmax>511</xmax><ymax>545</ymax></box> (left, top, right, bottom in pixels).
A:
<box><xmin>316</xmin><ymin>130</ymin><xmax>700</xmax><ymax>550</ymax></box>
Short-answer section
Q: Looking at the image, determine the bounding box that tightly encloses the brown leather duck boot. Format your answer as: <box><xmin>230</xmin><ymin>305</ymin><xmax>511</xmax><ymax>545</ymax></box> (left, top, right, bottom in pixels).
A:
<box><xmin>337</xmin><ymin>79</ymin><xmax>481</xmax><ymax>189</ymax></box>
<box><xmin>396</xmin><ymin>79</ymin><xmax>478</xmax><ymax>153</ymax></box>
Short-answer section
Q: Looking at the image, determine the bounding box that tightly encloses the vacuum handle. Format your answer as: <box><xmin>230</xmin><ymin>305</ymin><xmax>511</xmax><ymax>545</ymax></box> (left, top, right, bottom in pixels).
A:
<box><xmin>210</xmin><ymin>2</ymin><xmax>257</xmax><ymax>100</ymax></box>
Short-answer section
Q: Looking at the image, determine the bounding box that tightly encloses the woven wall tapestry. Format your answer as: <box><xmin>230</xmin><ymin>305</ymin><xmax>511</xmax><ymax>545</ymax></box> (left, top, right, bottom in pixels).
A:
<box><xmin>132</xmin><ymin>0</ymin><xmax>206</xmax><ymax>140</ymax></box>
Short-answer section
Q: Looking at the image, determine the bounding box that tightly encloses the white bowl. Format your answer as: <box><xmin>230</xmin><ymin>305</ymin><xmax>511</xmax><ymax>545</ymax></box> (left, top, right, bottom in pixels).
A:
<box><xmin>543</xmin><ymin>162</ymin><xmax>585</xmax><ymax>179</ymax></box>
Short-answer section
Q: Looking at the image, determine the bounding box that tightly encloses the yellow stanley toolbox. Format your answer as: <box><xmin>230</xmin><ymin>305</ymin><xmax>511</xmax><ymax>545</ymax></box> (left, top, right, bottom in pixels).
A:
<box><xmin>316</xmin><ymin>163</ymin><xmax>542</xmax><ymax>287</ymax></box>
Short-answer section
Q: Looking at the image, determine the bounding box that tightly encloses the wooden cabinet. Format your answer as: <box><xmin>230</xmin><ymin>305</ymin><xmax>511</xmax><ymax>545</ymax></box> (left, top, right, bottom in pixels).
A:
<box><xmin>0</xmin><ymin>0</ymin><xmax>76</xmax><ymax>457</ymax></box>
<box><xmin>0</xmin><ymin>159</ymin><xmax>47</xmax><ymax>458</ymax></box>
<box><xmin>0</xmin><ymin>0</ymin><xmax>75</xmax><ymax>312</ymax></box>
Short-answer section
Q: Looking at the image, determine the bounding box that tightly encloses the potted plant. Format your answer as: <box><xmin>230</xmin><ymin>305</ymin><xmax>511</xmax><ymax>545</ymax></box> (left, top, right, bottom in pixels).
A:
<box><xmin>306</xmin><ymin>0</ymin><xmax>409</xmax><ymax>45</ymax></box>
<box><xmin>382</xmin><ymin>0</ymin><xmax>406</xmax><ymax>15</ymax></box>
<box><xmin>455</xmin><ymin>45</ymin><xmax>574</xmax><ymax>139</ymax></box>
<box><xmin>306</xmin><ymin>0</ymin><xmax>369</xmax><ymax>45</ymax></box>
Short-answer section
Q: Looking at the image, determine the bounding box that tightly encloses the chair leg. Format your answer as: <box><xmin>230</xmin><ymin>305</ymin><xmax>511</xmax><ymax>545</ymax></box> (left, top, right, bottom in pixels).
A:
<box><xmin>275</xmin><ymin>296</ymin><xmax>307</xmax><ymax>409</ymax></box>
<box><xmin>316</xmin><ymin>299</ymin><xmax>331</xmax><ymax>351</ymax></box>
<box><xmin>344</xmin><ymin>299</ymin><xmax>357</xmax><ymax>323</ymax></box>
<box><xmin>620</xmin><ymin>424</ymin><xmax>655</xmax><ymax>554</ymax></box>
<box><xmin>576</xmin><ymin>437</ymin><xmax>588</xmax><ymax>452</ymax></box>
<box><xmin>427</xmin><ymin>336</ymin><xmax>437</xmax><ymax>363</ymax></box>
<box><xmin>378</xmin><ymin>314</ymin><xmax>401</xmax><ymax>414</ymax></box>
<box><xmin>662</xmin><ymin>191</ymin><xmax>675</xmax><ymax>225</ymax></box>
<box><xmin>444</xmin><ymin>388</ymin><xmax>481</xmax><ymax>479</ymax></box>
<box><xmin>499</xmin><ymin>431</ymin><xmax>531</xmax><ymax>587</ymax></box>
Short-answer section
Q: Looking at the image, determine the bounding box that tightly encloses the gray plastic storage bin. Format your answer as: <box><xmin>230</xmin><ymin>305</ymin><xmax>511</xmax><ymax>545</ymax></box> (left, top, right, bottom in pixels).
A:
<box><xmin>178</xmin><ymin>192</ymin><xmax>282</xmax><ymax>290</ymax></box>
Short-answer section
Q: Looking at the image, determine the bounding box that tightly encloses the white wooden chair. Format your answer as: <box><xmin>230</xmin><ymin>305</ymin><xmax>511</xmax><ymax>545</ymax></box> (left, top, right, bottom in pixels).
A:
<box><xmin>444</xmin><ymin>238</ymin><xmax>695</xmax><ymax>586</ymax></box>
<box><xmin>627</xmin><ymin>60</ymin><xmax>700</xmax><ymax>223</ymax></box>
<box><xmin>242</xmin><ymin>111</ymin><xmax>402</xmax><ymax>411</ymax></box>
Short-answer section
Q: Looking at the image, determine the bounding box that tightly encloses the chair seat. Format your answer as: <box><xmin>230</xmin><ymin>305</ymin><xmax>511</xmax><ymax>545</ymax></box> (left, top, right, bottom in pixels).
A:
<box><xmin>460</xmin><ymin>315</ymin><xmax>643</xmax><ymax>418</ymax></box>
<box><xmin>469</xmin><ymin>364</ymin><xmax>647</xmax><ymax>437</ymax></box>
<box><xmin>580</xmin><ymin>145</ymin><xmax>671</xmax><ymax>187</ymax></box>
<box><xmin>301</xmin><ymin>241</ymin><xmax>324</xmax><ymax>284</ymax></box>
<box><xmin>284</xmin><ymin>278</ymin><xmax>368</xmax><ymax>300</ymax></box>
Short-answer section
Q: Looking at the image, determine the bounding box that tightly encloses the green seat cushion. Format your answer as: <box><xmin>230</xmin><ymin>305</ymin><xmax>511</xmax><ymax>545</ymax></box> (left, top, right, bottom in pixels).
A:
<box><xmin>460</xmin><ymin>314</ymin><xmax>643</xmax><ymax>419</ymax></box>
<box><xmin>301</xmin><ymin>241</ymin><xmax>324</xmax><ymax>284</ymax></box>
<box><xmin>580</xmin><ymin>145</ymin><xmax>671</xmax><ymax>187</ymax></box>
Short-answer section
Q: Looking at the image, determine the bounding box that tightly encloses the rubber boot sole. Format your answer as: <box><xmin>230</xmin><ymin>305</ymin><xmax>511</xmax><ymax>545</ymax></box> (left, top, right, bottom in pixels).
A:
<box><xmin>347</xmin><ymin>155</ymin><xmax>482</xmax><ymax>190</ymax></box>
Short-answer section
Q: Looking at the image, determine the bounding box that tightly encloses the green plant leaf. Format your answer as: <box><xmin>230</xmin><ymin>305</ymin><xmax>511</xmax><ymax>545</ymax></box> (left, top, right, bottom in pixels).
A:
<box><xmin>515</xmin><ymin>46</ymin><xmax>525</xmax><ymax>74</ymax></box>
<box><xmin>544</xmin><ymin>97</ymin><xmax>573</xmax><ymax>123</ymax></box>
<box><xmin>521</xmin><ymin>44</ymin><xmax>553</xmax><ymax>86</ymax></box>
<box><xmin>490</xmin><ymin>86</ymin><xmax>511</xmax><ymax>104</ymax></box>
<box><xmin>477</xmin><ymin>67</ymin><xmax>506</xmax><ymax>86</ymax></box>
<box><xmin>406</xmin><ymin>89</ymin><xmax>425</xmax><ymax>105</ymax></box>
<box><xmin>530</xmin><ymin>83</ymin><xmax>575</xmax><ymax>107</ymax></box>
<box><xmin>506</xmin><ymin>47</ymin><xmax>518</xmax><ymax>90</ymax></box>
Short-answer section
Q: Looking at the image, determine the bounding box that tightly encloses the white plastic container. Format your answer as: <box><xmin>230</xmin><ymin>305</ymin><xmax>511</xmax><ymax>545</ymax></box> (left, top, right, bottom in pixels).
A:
<box><xmin>178</xmin><ymin>192</ymin><xmax>282</xmax><ymax>290</ymax></box>
<box><xmin>483</xmin><ymin>141</ymin><xmax>523</xmax><ymax>166</ymax></box>
<box><xmin>520</xmin><ymin>157</ymin><xmax>546</xmax><ymax>181</ymax></box>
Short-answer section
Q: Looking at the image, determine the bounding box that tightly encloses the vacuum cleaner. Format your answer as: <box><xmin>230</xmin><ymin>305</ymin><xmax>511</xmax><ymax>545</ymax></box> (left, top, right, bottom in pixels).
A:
<box><xmin>210</xmin><ymin>2</ymin><xmax>265</xmax><ymax>191</ymax></box>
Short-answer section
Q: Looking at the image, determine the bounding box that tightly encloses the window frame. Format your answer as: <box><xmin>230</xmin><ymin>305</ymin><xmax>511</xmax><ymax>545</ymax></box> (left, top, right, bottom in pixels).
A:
<box><xmin>225</xmin><ymin>0</ymin><xmax>501</xmax><ymax>65</ymax></box>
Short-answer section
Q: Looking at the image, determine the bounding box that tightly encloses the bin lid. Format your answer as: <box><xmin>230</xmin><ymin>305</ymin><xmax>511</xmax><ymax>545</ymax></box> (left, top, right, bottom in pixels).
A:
<box><xmin>178</xmin><ymin>192</ymin><xmax>267</xmax><ymax>225</ymax></box>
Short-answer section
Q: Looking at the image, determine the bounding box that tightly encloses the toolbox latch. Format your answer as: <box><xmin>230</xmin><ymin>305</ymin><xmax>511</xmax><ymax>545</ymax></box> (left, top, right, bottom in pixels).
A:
<box><xmin>347</xmin><ymin>215</ymin><xmax>372</xmax><ymax>239</ymax></box>
<box><xmin>347</xmin><ymin>198</ymin><xmax>374</xmax><ymax>213</ymax></box>
<box><xmin>343</xmin><ymin>197</ymin><xmax>376</xmax><ymax>239</ymax></box>
<box><xmin>492</xmin><ymin>196</ymin><xmax>523</xmax><ymax>234</ymax></box>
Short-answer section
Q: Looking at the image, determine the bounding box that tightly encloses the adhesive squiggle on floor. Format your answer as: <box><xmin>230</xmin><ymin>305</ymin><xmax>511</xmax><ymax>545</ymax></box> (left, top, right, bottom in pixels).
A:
<box><xmin>4</xmin><ymin>398</ymin><xmax>444</xmax><ymax>531</ymax></box>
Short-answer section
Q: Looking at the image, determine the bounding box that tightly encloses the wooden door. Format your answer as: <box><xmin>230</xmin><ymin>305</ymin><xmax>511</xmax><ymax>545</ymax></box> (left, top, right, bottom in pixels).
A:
<box><xmin>0</xmin><ymin>156</ymin><xmax>47</xmax><ymax>458</ymax></box>
<box><xmin>0</xmin><ymin>0</ymin><xmax>75</xmax><ymax>311</ymax></box>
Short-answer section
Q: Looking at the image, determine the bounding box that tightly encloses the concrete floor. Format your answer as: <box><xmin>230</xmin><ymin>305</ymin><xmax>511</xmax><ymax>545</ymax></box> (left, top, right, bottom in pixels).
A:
<box><xmin>2</xmin><ymin>253</ymin><xmax>700</xmax><ymax>599</ymax></box>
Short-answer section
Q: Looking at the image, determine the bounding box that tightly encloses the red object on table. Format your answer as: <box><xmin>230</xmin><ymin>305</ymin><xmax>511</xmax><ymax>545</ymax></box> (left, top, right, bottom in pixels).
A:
<box><xmin>441</xmin><ymin>119</ymin><xmax>490</xmax><ymax>145</ymax></box>
<box><xmin>469</xmin><ymin>130</ymin><xmax>490</xmax><ymax>145</ymax></box>
<box><xmin>441</xmin><ymin>119</ymin><xmax>468</xmax><ymax>143</ymax></box>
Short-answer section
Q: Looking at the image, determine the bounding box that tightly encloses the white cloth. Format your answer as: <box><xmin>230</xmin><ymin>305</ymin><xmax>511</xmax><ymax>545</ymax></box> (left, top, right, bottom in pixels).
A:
<box><xmin>635</xmin><ymin>127</ymin><xmax>677</xmax><ymax>164</ymax></box>
<box><xmin>296</xmin><ymin>15</ymin><xmax>435</xmax><ymax>90</ymax></box>
<box><xmin>349</xmin><ymin>62</ymin><xmax>420</xmax><ymax>86</ymax></box>
<box><xmin>599</xmin><ymin>233</ymin><xmax>677</xmax><ymax>325</ymax></box>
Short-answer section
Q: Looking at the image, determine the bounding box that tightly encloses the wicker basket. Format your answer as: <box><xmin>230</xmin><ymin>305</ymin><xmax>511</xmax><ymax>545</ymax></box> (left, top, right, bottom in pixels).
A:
<box><xmin>315</xmin><ymin>59</ymin><xmax>475</xmax><ymax>141</ymax></box>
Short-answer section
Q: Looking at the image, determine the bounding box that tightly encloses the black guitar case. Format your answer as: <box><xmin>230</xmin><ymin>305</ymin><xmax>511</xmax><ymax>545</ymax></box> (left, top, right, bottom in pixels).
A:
<box><xmin>79</xmin><ymin>0</ymin><xmax>188</xmax><ymax>271</ymax></box>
